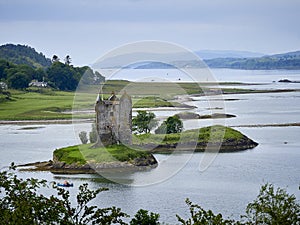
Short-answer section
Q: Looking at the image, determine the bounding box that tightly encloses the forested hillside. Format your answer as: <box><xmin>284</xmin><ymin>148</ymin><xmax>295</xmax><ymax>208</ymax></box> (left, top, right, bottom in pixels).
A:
<box><xmin>0</xmin><ymin>44</ymin><xmax>51</xmax><ymax>68</ymax></box>
<box><xmin>0</xmin><ymin>44</ymin><xmax>105</xmax><ymax>91</ymax></box>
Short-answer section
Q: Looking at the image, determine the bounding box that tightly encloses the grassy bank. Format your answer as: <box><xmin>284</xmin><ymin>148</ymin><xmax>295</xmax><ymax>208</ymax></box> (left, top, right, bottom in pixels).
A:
<box><xmin>54</xmin><ymin>144</ymin><xmax>150</xmax><ymax>165</ymax></box>
<box><xmin>133</xmin><ymin>125</ymin><xmax>245</xmax><ymax>145</ymax></box>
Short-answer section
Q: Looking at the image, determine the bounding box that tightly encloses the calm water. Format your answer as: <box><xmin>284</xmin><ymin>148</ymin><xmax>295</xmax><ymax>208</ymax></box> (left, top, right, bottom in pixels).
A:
<box><xmin>103</xmin><ymin>68</ymin><xmax>300</xmax><ymax>84</ymax></box>
<box><xmin>0</xmin><ymin>69</ymin><xmax>300</xmax><ymax>224</ymax></box>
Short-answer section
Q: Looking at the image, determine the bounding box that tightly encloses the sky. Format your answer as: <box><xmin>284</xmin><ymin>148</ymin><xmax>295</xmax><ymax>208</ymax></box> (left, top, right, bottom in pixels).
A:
<box><xmin>0</xmin><ymin>0</ymin><xmax>299</xmax><ymax>66</ymax></box>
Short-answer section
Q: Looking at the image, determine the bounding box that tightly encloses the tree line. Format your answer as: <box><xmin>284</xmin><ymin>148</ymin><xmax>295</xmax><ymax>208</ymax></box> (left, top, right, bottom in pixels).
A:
<box><xmin>0</xmin><ymin>57</ymin><xmax>105</xmax><ymax>91</ymax></box>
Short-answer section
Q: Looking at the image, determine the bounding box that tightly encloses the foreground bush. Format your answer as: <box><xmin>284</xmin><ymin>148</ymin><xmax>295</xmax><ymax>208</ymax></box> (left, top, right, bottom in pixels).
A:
<box><xmin>0</xmin><ymin>164</ymin><xmax>299</xmax><ymax>224</ymax></box>
<box><xmin>0</xmin><ymin>164</ymin><xmax>127</xmax><ymax>224</ymax></box>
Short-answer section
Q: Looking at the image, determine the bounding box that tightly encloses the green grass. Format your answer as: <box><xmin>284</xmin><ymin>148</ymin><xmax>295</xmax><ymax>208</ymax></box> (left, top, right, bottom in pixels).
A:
<box><xmin>0</xmin><ymin>80</ymin><xmax>281</xmax><ymax>121</ymax></box>
<box><xmin>54</xmin><ymin>144</ymin><xmax>150</xmax><ymax>165</ymax></box>
<box><xmin>0</xmin><ymin>89</ymin><xmax>74</xmax><ymax>120</ymax></box>
<box><xmin>133</xmin><ymin>96</ymin><xmax>180</xmax><ymax>108</ymax></box>
<box><xmin>133</xmin><ymin>125</ymin><xmax>245</xmax><ymax>145</ymax></box>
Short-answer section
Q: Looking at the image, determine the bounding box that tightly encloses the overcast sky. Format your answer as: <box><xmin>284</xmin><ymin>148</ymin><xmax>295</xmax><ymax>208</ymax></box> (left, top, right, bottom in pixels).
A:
<box><xmin>0</xmin><ymin>0</ymin><xmax>299</xmax><ymax>65</ymax></box>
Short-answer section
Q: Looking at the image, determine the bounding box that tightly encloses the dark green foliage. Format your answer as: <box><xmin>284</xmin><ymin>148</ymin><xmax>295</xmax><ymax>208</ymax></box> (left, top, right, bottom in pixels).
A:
<box><xmin>0</xmin><ymin>59</ymin><xmax>12</xmax><ymax>80</ymax></box>
<box><xmin>89</xmin><ymin>123</ymin><xmax>98</xmax><ymax>143</ymax></box>
<box><xmin>52</xmin><ymin>55</ymin><xmax>60</xmax><ymax>63</ymax></box>
<box><xmin>155</xmin><ymin>115</ymin><xmax>183</xmax><ymax>134</ymax></box>
<box><xmin>34</xmin><ymin>67</ymin><xmax>47</xmax><ymax>81</ymax></box>
<box><xmin>79</xmin><ymin>131</ymin><xmax>88</xmax><ymax>144</ymax></box>
<box><xmin>242</xmin><ymin>183</ymin><xmax>300</xmax><ymax>224</ymax></box>
<box><xmin>133</xmin><ymin>110</ymin><xmax>158</xmax><ymax>134</ymax></box>
<box><xmin>0</xmin><ymin>44</ymin><xmax>105</xmax><ymax>90</ymax></box>
<box><xmin>130</xmin><ymin>209</ymin><xmax>160</xmax><ymax>225</ymax></box>
<box><xmin>176</xmin><ymin>199</ymin><xmax>237</xmax><ymax>225</ymax></box>
<box><xmin>0</xmin><ymin>44</ymin><xmax>51</xmax><ymax>68</ymax></box>
<box><xmin>7</xmin><ymin>71</ymin><xmax>31</xmax><ymax>89</ymax></box>
<box><xmin>0</xmin><ymin>164</ymin><xmax>128</xmax><ymax>224</ymax></box>
<box><xmin>46</xmin><ymin>62</ymin><xmax>80</xmax><ymax>91</ymax></box>
<box><xmin>0</xmin><ymin>166</ymin><xmax>299</xmax><ymax>224</ymax></box>
<box><xmin>45</xmin><ymin>61</ymin><xmax>104</xmax><ymax>91</ymax></box>
<box><xmin>64</xmin><ymin>55</ymin><xmax>71</xmax><ymax>65</ymax></box>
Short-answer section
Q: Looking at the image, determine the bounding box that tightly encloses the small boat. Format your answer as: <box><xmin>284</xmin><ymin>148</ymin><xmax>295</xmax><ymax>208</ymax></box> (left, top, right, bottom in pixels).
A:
<box><xmin>57</xmin><ymin>182</ymin><xmax>73</xmax><ymax>187</ymax></box>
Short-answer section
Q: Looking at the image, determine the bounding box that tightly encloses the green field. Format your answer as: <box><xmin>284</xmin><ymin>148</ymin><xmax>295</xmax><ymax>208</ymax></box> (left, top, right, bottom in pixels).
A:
<box><xmin>0</xmin><ymin>80</ymin><xmax>283</xmax><ymax>121</ymax></box>
<box><xmin>0</xmin><ymin>80</ymin><xmax>202</xmax><ymax>120</ymax></box>
<box><xmin>0</xmin><ymin>89</ymin><xmax>74</xmax><ymax>120</ymax></box>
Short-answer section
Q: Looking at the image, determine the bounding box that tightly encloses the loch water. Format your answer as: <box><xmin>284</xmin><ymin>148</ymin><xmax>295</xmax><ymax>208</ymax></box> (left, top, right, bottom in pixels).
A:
<box><xmin>0</xmin><ymin>69</ymin><xmax>300</xmax><ymax>224</ymax></box>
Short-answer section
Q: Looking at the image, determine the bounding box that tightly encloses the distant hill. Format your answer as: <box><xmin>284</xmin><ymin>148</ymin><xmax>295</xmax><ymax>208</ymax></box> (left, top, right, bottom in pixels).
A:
<box><xmin>205</xmin><ymin>50</ymin><xmax>300</xmax><ymax>70</ymax></box>
<box><xmin>132</xmin><ymin>50</ymin><xmax>300</xmax><ymax>70</ymax></box>
<box><xmin>0</xmin><ymin>44</ymin><xmax>51</xmax><ymax>68</ymax></box>
<box><xmin>195</xmin><ymin>50</ymin><xmax>264</xmax><ymax>60</ymax></box>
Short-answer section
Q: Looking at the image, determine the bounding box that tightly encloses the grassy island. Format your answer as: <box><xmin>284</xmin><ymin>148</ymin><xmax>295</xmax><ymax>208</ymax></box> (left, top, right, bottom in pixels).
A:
<box><xmin>53</xmin><ymin>144</ymin><xmax>153</xmax><ymax>165</ymax></box>
<box><xmin>20</xmin><ymin>125</ymin><xmax>257</xmax><ymax>173</ymax></box>
<box><xmin>49</xmin><ymin>143</ymin><xmax>158</xmax><ymax>173</ymax></box>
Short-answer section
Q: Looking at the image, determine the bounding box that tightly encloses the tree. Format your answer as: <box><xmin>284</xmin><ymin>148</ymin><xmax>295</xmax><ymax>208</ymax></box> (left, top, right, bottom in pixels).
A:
<box><xmin>79</xmin><ymin>131</ymin><xmax>88</xmax><ymax>144</ymax></box>
<box><xmin>130</xmin><ymin>209</ymin><xmax>160</xmax><ymax>225</ymax></box>
<box><xmin>46</xmin><ymin>62</ymin><xmax>80</xmax><ymax>91</ymax></box>
<box><xmin>132</xmin><ymin>110</ymin><xmax>158</xmax><ymax>134</ymax></box>
<box><xmin>51</xmin><ymin>55</ymin><xmax>60</xmax><ymax>63</ymax></box>
<box><xmin>64</xmin><ymin>55</ymin><xmax>71</xmax><ymax>65</ymax></box>
<box><xmin>0</xmin><ymin>59</ymin><xmax>12</xmax><ymax>80</ymax></box>
<box><xmin>0</xmin><ymin>164</ymin><xmax>128</xmax><ymax>224</ymax></box>
<box><xmin>176</xmin><ymin>199</ymin><xmax>236</xmax><ymax>225</ymax></box>
<box><xmin>155</xmin><ymin>115</ymin><xmax>183</xmax><ymax>134</ymax></box>
<box><xmin>243</xmin><ymin>183</ymin><xmax>300</xmax><ymax>224</ymax></box>
<box><xmin>7</xmin><ymin>72</ymin><xmax>31</xmax><ymax>89</ymax></box>
<box><xmin>34</xmin><ymin>67</ymin><xmax>46</xmax><ymax>81</ymax></box>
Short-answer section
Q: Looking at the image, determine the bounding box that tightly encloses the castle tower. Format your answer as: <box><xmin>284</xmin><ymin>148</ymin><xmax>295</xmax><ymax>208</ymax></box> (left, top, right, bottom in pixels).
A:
<box><xmin>119</xmin><ymin>92</ymin><xmax>132</xmax><ymax>145</ymax></box>
<box><xmin>95</xmin><ymin>91</ymin><xmax>132</xmax><ymax>146</ymax></box>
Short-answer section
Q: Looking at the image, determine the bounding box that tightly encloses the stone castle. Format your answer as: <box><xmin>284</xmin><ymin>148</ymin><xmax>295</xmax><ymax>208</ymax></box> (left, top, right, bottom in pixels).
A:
<box><xmin>95</xmin><ymin>91</ymin><xmax>132</xmax><ymax>146</ymax></box>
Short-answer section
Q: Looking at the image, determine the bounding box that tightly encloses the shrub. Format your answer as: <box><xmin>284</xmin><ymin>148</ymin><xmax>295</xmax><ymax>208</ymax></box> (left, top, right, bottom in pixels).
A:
<box><xmin>176</xmin><ymin>199</ymin><xmax>236</xmax><ymax>225</ymax></box>
<box><xmin>0</xmin><ymin>164</ymin><xmax>127</xmax><ymax>224</ymax></box>
<box><xmin>130</xmin><ymin>209</ymin><xmax>160</xmax><ymax>225</ymax></box>
<box><xmin>78</xmin><ymin>131</ymin><xmax>88</xmax><ymax>144</ymax></box>
<box><xmin>155</xmin><ymin>115</ymin><xmax>183</xmax><ymax>134</ymax></box>
<box><xmin>89</xmin><ymin>123</ymin><xmax>98</xmax><ymax>143</ymax></box>
<box><xmin>243</xmin><ymin>183</ymin><xmax>300</xmax><ymax>224</ymax></box>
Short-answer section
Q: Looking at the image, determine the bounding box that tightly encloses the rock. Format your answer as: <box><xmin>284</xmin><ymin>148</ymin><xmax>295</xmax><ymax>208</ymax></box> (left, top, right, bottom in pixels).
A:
<box><xmin>175</xmin><ymin>112</ymin><xmax>236</xmax><ymax>120</ymax></box>
<box><xmin>18</xmin><ymin>153</ymin><xmax>158</xmax><ymax>174</ymax></box>
<box><xmin>278</xmin><ymin>79</ymin><xmax>292</xmax><ymax>83</ymax></box>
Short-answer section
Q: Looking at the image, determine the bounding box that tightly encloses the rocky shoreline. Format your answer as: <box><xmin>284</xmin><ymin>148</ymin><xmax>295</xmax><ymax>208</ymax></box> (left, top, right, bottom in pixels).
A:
<box><xmin>18</xmin><ymin>154</ymin><xmax>158</xmax><ymax>174</ymax></box>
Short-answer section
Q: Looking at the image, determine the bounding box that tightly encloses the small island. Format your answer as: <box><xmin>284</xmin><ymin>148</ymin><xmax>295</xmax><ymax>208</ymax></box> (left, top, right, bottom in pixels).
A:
<box><xmin>19</xmin><ymin>92</ymin><xmax>258</xmax><ymax>174</ymax></box>
<box><xmin>20</xmin><ymin>124</ymin><xmax>258</xmax><ymax>174</ymax></box>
